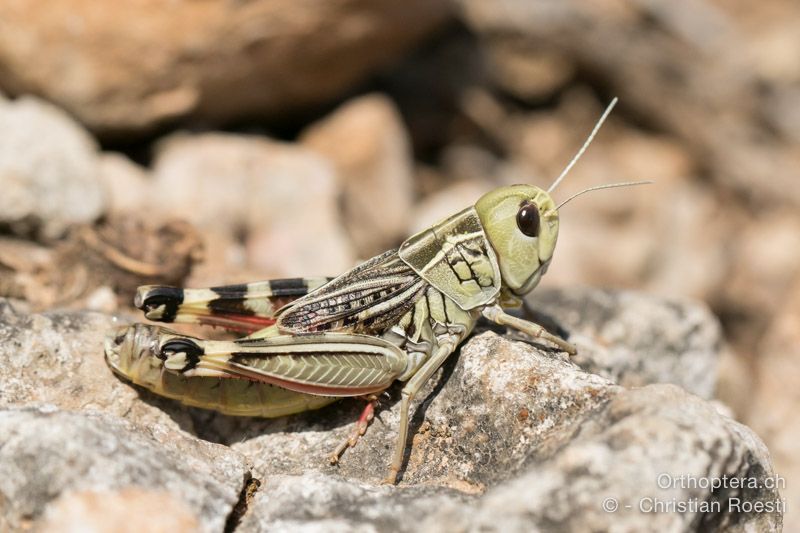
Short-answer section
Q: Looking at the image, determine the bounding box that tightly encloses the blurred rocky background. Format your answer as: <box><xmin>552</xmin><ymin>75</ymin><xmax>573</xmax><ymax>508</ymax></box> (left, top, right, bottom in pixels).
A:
<box><xmin>0</xmin><ymin>0</ymin><xmax>797</xmax><ymax>531</ymax></box>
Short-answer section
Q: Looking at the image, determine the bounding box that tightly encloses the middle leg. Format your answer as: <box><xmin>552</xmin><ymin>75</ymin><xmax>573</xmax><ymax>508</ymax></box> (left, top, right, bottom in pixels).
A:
<box><xmin>482</xmin><ymin>305</ymin><xmax>576</xmax><ymax>354</ymax></box>
<box><xmin>383</xmin><ymin>338</ymin><xmax>457</xmax><ymax>484</ymax></box>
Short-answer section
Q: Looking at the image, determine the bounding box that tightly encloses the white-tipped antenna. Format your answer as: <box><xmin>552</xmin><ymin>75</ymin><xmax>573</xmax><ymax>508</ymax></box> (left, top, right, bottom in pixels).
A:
<box><xmin>547</xmin><ymin>97</ymin><xmax>618</xmax><ymax>194</ymax></box>
<box><xmin>550</xmin><ymin>180</ymin><xmax>653</xmax><ymax>213</ymax></box>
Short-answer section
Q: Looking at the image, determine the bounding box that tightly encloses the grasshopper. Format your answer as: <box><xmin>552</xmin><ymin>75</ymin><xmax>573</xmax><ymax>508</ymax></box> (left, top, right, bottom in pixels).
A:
<box><xmin>105</xmin><ymin>98</ymin><xmax>647</xmax><ymax>483</ymax></box>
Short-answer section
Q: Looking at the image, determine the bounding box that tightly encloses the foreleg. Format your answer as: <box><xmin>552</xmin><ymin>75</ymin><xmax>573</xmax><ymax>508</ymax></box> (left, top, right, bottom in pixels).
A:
<box><xmin>482</xmin><ymin>305</ymin><xmax>576</xmax><ymax>355</ymax></box>
<box><xmin>383</xmin><ymin>338</ymin><xmax>458</xmax><ymax>484</ymax></box>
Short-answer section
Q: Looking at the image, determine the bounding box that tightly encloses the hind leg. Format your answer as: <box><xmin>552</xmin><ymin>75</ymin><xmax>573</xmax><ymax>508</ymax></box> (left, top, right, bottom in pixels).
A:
<box><xmin>328</xmin><ymin>394</ymin><xmax>384</xmax><ymax>464</ymax></box>
<box><xmin>135</xmin><ymin>277</ymin><xmax>332</xmax><ymax>333</ymax></box>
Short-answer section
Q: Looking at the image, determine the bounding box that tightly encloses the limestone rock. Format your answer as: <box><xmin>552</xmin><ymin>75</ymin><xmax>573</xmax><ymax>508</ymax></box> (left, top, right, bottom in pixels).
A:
<box><xmin>198</xmin><ymin>331</ymin><xmax>618</xmax><ymax>489</ymax></box>
<box><xmin>151</xmin><ymin>133</ymin><xmax>355</xmax><ymax>278</ymax></box>
<box><xmin>98</xmin><ymin>152</ymin><xmax>152</xmax><ymax>217</ymax></box>
<box><xmin>302</xmin><ymin>94</ymin><xmax>415</xmax><ymax>258</ymax></box>
<box><xmin>424</xmin><ymin>385</ymin><xmax>782</xmax><ymax>533</ymax></box>
<box><xmin>528</xmin><ymin>288</ymin><xmax>721</xmax><ymax>399</ymax></box>
<box><xmin>39</xmin><ymin>489</ymin><xmax>199</xmax><ymax>533</ymax></box>
<box><xmin>230</xmin><ymin>340</ymin><xmax>778</xmax><ymax>531</ymax></box>
<box><xmin>0</xmin><ymin>300</ymin><xmax>180</xmax><ymax>427</ymax></box>
<box><xmin>232</xmin><ymin>337</ymin><xmax>776</xmax><ymax>531</ymax></box>
<box><xmin>0</xmin><ymin>96</ymin><xmax>104</xmax><ymax>238</ymax></box>
<box><xmin>0</xmin><ymin>289</ymin><xmax>781</xmax><ymax>531</ymax></box>
<box><xmin>0</xmin><ymin>0</ymin><xmax>451</xmax><ymax>136</ymax></box>
<box><xmin>238</xmin><ymin>472</ymin><xmax>462</xmax><ymax>532</ymax></box>
<box><xmin>0</xmin><ymin>301</ymin><xmax>251</xmax><ymax>530</ymax></box>
<box><xmin>0</xmin><ymin>408</ymin><xmax>249</xmax><ymax>533</ymax></box>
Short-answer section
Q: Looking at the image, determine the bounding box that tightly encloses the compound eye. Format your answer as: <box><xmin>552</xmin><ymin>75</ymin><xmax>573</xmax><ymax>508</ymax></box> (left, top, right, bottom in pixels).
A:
<box><xmin>516</xmin><ymin>201</ymin><xmax>540</xmax><ymax>237</ymax></box>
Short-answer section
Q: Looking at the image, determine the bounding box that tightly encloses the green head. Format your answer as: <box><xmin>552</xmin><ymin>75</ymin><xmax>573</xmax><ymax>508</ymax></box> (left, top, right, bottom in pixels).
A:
<box><xmin>472</xmin><ymin>99</ymin><xmax>650</xmax><ymax>299</ymax></box>
<box><xmin>475</xmin><ymin>184</ymin><xmax>558</xmax><ymax>296</ymax></box>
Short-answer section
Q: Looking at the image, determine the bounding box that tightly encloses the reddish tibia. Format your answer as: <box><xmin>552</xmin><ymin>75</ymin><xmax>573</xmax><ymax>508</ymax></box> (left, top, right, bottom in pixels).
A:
<box><xmin>329</xmin><ymin>395</ymin><xmax>381</xmax><ymax>465</ymax></box>
<box><xmin>197</xmin><ymin>314</ymin><xmax>277</xmax><ymax>334</ymax></box>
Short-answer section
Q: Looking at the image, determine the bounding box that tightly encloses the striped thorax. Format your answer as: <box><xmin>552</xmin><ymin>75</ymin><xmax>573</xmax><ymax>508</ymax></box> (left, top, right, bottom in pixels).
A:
<box><xmin>399</xmin><ymin>206</ymin><xmax>501</xmax><ymax>310</ymax></box>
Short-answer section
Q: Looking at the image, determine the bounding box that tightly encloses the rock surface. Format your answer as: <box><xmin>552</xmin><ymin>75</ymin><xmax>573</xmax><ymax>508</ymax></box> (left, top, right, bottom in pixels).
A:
<box><xmin>0</xmin><ymin>408</ymin><xmax>249</xmax><ymax>533</ymax></box>
<box><xmin>0</xmin><ymin>96</ymin><xmax>104</xmax><ymax>238</ymax></box>
<box><xmin>39</xmin><ymin>488</ymin><xmax>200</xmax><ymax>533</ymax></box>
<box><xmin>528</xmin><ymin>288</ymin><xmax>721</xmax><ymax>399</ymax></box>
<box><xmin>0</xmin><ymin>300</ymin><xmax>189</xmax><ymax>425</ymax></box>
<box><xmin>199</xmin><ymin>331</ymin><xmax>616</xmax><ymax>490</ymax></box>
<box><xmin>424</xmin><ymin>385</ymin><xmax>781</xmax><ymax>533</ymax></box>
<box><xmin>0</xmin><ymin>0</ymin><xmax>451</xmax><ymax>136</ymax></box>
<box><xmin>238</xmin><ymin>472</ymin><xmax>461</xmax><ymax>532</ymax></box>
<box><xmin>0</xmin><ymin>288</ymin><xmax>782</xmax><ymax>530</ymax></box>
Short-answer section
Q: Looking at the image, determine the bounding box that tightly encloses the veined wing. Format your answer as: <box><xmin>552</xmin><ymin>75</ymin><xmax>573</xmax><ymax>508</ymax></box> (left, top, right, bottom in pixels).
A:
<box><xmin>277</xmin><ymin>250</ymin><xmax>428</xmax><ymax>335</ymax></box>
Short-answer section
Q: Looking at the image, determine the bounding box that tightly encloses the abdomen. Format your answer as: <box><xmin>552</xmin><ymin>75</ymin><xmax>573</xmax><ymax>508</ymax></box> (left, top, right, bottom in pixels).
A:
<box><xmin>106</xmin><ymin>323</ymin><xmax>337</xmax><ymax>417</ymax></box>
<box><xmin>152</xmin><ymin>371</ymin><xmax>337</xmax><ymax>417</ymax></box>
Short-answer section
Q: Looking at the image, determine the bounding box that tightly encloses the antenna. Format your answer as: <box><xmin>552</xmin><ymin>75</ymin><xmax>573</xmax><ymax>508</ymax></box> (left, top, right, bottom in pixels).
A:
<box><xmin>547</xmin><ymin>97</ymin><xmax>618</xmax><ymax>194</ymax></box>
<box><xmin>550</xmin><ymin>181</ymin><xmax>653</xmax><ymax>213</ymax></box>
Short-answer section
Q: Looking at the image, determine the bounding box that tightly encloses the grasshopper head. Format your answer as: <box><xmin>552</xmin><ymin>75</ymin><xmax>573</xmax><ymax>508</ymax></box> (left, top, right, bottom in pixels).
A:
<box><xmin>471</xmin><ymin>100</ymin><xmax>650</xmax><ymax>298</ymax></box>
<box><xmin>475</xmin><ymin>184</ymin><xmax>558</xmax><ymax>296</ymax></box>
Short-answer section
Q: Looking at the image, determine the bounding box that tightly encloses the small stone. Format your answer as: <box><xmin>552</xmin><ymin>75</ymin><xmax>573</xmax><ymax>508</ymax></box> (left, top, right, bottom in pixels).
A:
<box><xmin>98</xmin><ymin>152</ymin><xmax>152</xmax><ymax>216</ymax></box>
<box><xmin>302</xmin><ymin>94</ymin><xmax>415</xmax><ymax>258</ymax></box>
<box><xmin>723</xmin><ymin>209</ymin><xmax>800</xmax><ymax>350</ymax></box>
<box><xmin>151</xmin><ymin>133</ymin><xmax>355</xmax><ymax>278</ymax></box>
<box><xmin>486</xmin><ymin>43</ymin><xmax>575</xmax><ymax>101</ymax></box>
<box><xmin>748</xmin><ymin>279</ymin><xmax>800</xmax><ymax>525</ymax></box>
<box><xmin>0</xmin><ymin>300</ymin><xmax>189</xmax><ymax>428</ymax></box>
<box><xmin>84</xmin><ymin>286</ymin><xmax>119</xmax><ymax>314</ymax></box>
<box><xmin>0</xmin><ymin>97</ymin><xmax>104</xmax><ymax>238</ymax></box>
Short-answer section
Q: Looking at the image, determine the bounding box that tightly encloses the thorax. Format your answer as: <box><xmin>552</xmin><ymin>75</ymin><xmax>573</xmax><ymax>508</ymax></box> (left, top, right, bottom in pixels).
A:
<box><xmin>381</xmin><ymin>285</ymin><xmax>481</xmax><ymax>381</ymax></box>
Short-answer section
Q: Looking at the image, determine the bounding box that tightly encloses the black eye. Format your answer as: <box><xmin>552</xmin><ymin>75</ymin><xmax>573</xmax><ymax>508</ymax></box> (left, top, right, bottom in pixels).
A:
<box><xmin>516</xmin><ymin>201</ymin><xmax>540</xmax><ymax>237</ymax></box>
